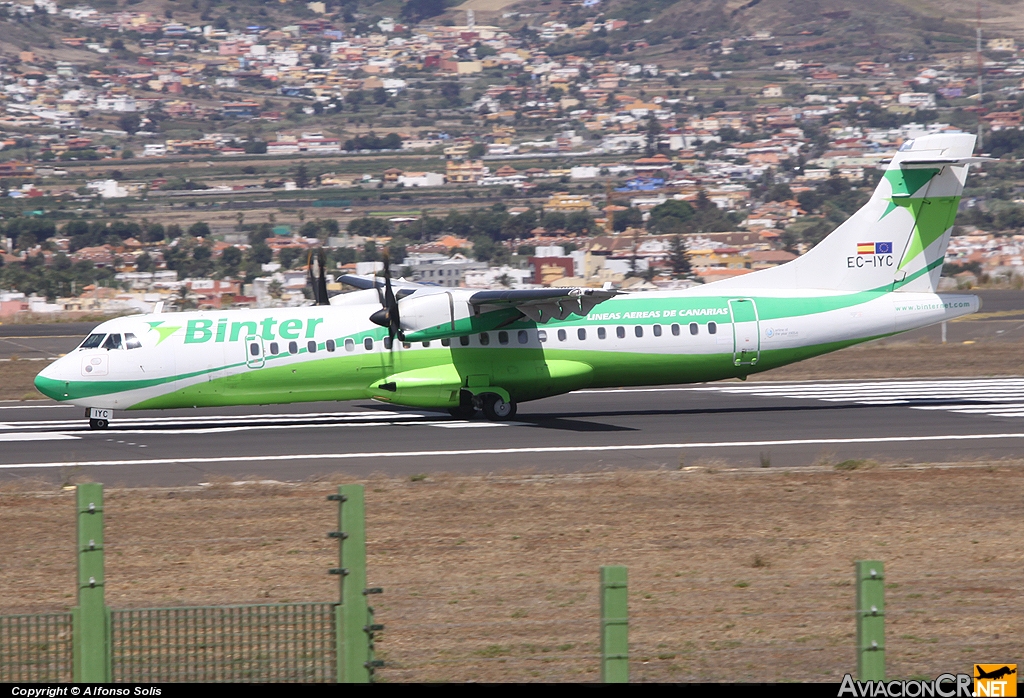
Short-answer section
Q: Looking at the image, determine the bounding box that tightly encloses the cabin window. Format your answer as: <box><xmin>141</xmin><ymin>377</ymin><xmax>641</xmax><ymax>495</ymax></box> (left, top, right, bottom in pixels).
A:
<box><xmin>538</xmin><ymin>330</ymin><xmax>548</xmax><ymax>343</ymax></box>
<box><xmin>343</xmin><ymin>339</ymin><xmax>354</xmax><ymax>352</ymax></box>
<box><xmin>708</xmin><ymin>322</ymin><xmax>717</xmax><ymax>335</ymax></box>
<box><xmin>498</xmin><ymin>331</ymin><xmax>509</xmax><ymax>345</ymax></box>
<box><xmin>459</xmin><ymin>335</ymin><xmax>470</xmax><ymax>347</ymax></box>
<box><xmin>80</xmin><ymin>334</ymin><xmax>105</xmax><ymax>349</ymax></box>
<box><xmin>689</xmin><ymin>323</ymin><xmax>699</xmax><ymax>336</ymax></box>
<box><xmin>402</xmin><ymin>342</ymin><xmax>411</xmax><ymax>349</ymax></box>
<box><xmin>364</xmin><ymin>338</ymin><xmax>374</xmax><ymax>351</ymax></box>
<box><xmin>557</xmin><ymin>329</ymin><xmax>567</xmax><ymax>341</ymax></box>
<box><xmin>384</xmin><ymin>337</ymin><xmax>393</xmax><ymax>350</ymax></box>
<box><xmin>307</xmin><ymin>340</ymin><xmax>317</xmax><ymax>353</ymax></box>
<box><xmin>270</xmin><ymin>342</ymin><xmax>280</xmax><ymax>355</ymax></box>
<box><xmin>518</xmin><ymin>330</ymin><xmax>528</xmax><ymax>344</ymax></box>
<box><xmin>634</xmin><ymin>326</ymin><xmax>643</xmax><ymax>338</ymax></box>
<box><xmin>124</xmin><ymin>333</ymin><xmax>142</xmax><ymax>350</ymax></box>
<box><xmin>326</xmin><ymin>339</ymin><xmax>336</xmax><ymax>352</ymax></box>
<box><xmin>653</xmin><ymin>325</ymin><xmax>662</xmax><ymax>337</ymax></box>
<box><xmin>479</xmin><ymin>332</ymin><xmax>490</xmax><ymax>346</ymax></box>
<box><xmin>102</xmin><ymin>334</ymin><xmax>123</xmax><ymax>350</ymax></box>
<box><xmin>422</xmin><ymin>341</ymin><xmax>431</xmax><ymax>348</ymax></box>
<box><xmin>249</xmin><ymin>342</ymin><xmax>260</xmax><ymax>357</ymax></box>
<box><xmin>616</xmin><ymin>326</ymin><xmax>625</xmax><ymax>339</ymax></box>
<box><xmin>289</xmin><ymin>341</ymin><xmax>299</xmax><ymax>354</ymax></box>
<box><xmin>441</xmin><ymin>338</ymin><xmax>451</xmax><ymax>347</ymax></box>
<box><xmin>598</xmin><ymin>327</ymin><xmax>606</xmax><ymax>339</ymax></box>
<box><xmin>577</xmin><ymin>328</ymin><xmax>586</xmax><ymax>340</ymax></box>
<box><xmin>671</xmin><ymin>324</ymin><xmax>680</xmax><ymax>336</ymax></box>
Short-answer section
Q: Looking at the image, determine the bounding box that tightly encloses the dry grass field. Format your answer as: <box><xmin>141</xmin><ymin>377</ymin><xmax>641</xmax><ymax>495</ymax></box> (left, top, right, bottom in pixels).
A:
<box><xmin>1</xmin><ymin>464</ymin><xmax>1020</xmax><ymax>682</ymax></box>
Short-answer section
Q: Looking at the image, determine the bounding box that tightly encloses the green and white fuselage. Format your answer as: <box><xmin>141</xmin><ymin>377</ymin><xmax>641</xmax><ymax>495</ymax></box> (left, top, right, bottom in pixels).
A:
<box><xmin>33</xmin><ymin>133</ymin><xmax>984</xmax><ymax>420</ymax></box>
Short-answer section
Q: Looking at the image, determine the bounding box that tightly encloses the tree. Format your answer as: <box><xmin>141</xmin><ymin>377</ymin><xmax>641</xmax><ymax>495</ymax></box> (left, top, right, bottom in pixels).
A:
<box><xmin>645</xmin><ymin>114</ymin><xmax>662</xmax><ymax>156</ymax></box>
<box><xmin>669</xmin><ymin>235</ymin><xmax>692</xmax><ymax>279</ymax></box>
<box><xmin>439</xmin><ymin>82</ymin><xmax>461</xmax><ymax>105</ymax></box>
<box><xmin>295</xmin><ymin>163</ymin><xmax>310</xmax><ymax>189</ymax></box>
<box><xmin>188</xmin><ymin>221</ymin><xmax>211</xmax><ymax>237</ymax></box>
<box><xmin>612</xmin><ymin>207</ymin><xmax>643</xmax><ymax>232</ymax></box>
<box><xmin>117</xmin><ymin>113</ymin><xmax>142</xmax><ymax>135</ymax></box>
<box><xmin>136</xmin><ymin>252</ymin><xmax>154</xmax><ymax>273</ymax></box>
<box><xmin>648</xmin><ymin>200</ymin><xmax>694</xmax><ymax>233</ymax></box>
<box><xmin>279</xmin><ymin>247</ymin><xmax>302</xmax><ymax>269</ymax></box>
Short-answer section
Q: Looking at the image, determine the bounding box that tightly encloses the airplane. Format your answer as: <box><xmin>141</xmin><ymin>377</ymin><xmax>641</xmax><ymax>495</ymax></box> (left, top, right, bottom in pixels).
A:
<box><xmin>34</xmin><ymin>132</ymin><xmax>986</xmax><ymax>430</ymax></box>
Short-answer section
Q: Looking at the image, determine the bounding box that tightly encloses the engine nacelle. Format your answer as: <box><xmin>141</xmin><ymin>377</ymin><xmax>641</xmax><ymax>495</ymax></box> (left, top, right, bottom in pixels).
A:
<box><xmin>398</xmin><ymin>290</ymin><xmax>474</xmax><ymax>337</ymax></box>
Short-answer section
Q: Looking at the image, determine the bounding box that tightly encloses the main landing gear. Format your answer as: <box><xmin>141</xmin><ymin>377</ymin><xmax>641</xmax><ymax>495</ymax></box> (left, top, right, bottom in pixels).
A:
<box><xmin>447</xmin><ymin>391</ymin><xmax>517</xmax><ymax>421</ymax></box>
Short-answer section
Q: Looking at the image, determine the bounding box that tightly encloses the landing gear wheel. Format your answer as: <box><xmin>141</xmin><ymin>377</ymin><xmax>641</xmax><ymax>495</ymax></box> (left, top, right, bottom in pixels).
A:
<box><xmin>89</xmin><ymin>418</ymin><xmax>108</xmax><ymax>431</ymax></box>
<box><xmin>447</xmin><ymin>405</ymin><xmax>476</xmax><ymax>420</ymax></box>
<box><xmin>481</xmin><ymin>393</ymin><xmax>516</xmax><ymax>421</ymax></box>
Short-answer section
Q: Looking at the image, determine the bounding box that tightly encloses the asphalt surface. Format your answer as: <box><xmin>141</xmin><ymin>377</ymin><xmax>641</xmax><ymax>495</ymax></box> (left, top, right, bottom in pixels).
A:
<box><xmin>3</xmin><ymin>290</ymin><xmax>1023</xmax><ymax>361</ymax></box>
<box><xmin>3</xmin><ymin>377</ymin><xmax>1024</xmax><ymax>486</ymax></box>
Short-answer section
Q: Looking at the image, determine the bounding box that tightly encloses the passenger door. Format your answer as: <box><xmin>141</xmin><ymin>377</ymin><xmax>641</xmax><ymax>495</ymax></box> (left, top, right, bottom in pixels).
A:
<box><xmin>728</xmin><ymin>298</ymin><xmax>760</xmax><ymax>366</ymax></box>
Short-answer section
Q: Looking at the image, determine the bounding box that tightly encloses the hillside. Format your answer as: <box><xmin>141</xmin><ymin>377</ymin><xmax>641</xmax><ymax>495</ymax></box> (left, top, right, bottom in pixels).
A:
<box><xmin>505</xmin><ymin>0</ymin><xmax>1024</xmax><ymax>66</ymax></box>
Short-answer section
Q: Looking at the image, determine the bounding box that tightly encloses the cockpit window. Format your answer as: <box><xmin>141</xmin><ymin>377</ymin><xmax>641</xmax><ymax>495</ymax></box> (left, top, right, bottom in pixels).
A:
<box><xmin>124</xmin><ymin>333</ymin><xmax>142</xmax><ymax>350</ymax></box>
<box><xmin>102</xmin><ymin>333</ymin><xmax>123</xmax><ymax>350</ymax></box>
<box><xmin>80</xmin><ymin>334</ymin><xmax>105</xmax><ymax>349</ymax></box>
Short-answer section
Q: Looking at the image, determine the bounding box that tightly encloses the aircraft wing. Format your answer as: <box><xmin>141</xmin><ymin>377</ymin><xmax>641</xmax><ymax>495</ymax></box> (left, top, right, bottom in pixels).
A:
<box><xmin>338</xmin><ymin>273</ymin><xmax>424</xmax><ymax>292</ymax></box>
<box><xmin>469</xmin><ymin>288</ymin><xmax>618</xmax><ymax>322</ymax></box>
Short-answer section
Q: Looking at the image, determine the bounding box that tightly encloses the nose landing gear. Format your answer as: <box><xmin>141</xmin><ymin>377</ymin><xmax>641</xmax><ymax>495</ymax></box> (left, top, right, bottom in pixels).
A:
<box><xmin>86</xmin><ymin>408</ymin><xmax>112</xmax><ymax>430</ymax></box>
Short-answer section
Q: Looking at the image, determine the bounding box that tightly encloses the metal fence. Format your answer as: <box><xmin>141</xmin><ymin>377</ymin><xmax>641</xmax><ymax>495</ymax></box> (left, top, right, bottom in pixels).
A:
<box><xmin>110</xmin><ymin>603</ymin><xmax>337</xmax><ymax>683</ymax></box>
<box><xmin>0</xmin><ymin>613</ymin><xmax>73</xmax><ymax>683</ymax></box>
<box><xmin>0</xmin><ymin>484</ymin><xmax>374</xmax><ymax>684</ymax></box>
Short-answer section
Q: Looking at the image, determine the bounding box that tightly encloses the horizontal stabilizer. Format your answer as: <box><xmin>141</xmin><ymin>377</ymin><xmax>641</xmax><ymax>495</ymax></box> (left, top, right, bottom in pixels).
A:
<box><xmin>898</xmin><ymin>156</ymin><xmax>996</xmax><ymax>169</ymax></box>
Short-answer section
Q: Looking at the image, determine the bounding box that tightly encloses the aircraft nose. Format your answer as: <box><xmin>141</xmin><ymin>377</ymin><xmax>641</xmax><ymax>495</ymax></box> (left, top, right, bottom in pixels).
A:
<box><xmin>34</xmin><ymin>360</ymin><xmax>69</xmax><ymax>401</ymax></box>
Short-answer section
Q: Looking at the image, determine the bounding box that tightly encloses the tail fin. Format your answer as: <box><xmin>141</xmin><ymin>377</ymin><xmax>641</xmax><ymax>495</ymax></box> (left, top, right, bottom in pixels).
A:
<box><xmin>712</xmin><ymin>133</ymin><xmax>976</xmax><ymax>293</ymax></box>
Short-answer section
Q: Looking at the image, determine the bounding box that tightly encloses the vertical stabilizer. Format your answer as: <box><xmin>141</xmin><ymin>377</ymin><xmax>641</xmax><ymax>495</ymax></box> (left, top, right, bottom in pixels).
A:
<box><xmin>710</xmin><ymin>133</ymin><xmax>976</xmax><ymax>293</ymax></box>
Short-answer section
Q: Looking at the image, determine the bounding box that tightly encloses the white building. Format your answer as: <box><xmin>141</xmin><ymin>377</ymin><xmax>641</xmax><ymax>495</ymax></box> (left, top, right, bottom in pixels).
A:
<box><xmin>95</xmin><ymin>95</ymin><xmax>137</xmax><ymax>112</ymax></box>
<box><xmin>398</xmin><ymin>172</ymin><xmax>445</xmax><ymax>188</ymax></box>
<box><xmin>897</xmin><ymin>92</ymin><xmax>936</xmax><ymax>108</ymax></box>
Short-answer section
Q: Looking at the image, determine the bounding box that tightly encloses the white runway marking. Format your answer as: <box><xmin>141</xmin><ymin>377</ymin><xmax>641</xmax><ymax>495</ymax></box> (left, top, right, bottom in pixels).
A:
<box><xmin>689</xmin><ymin>378</ymin><xmax>1024</xmax><ymax>420</ymax></box>
<box><xmin>4</xmin><ymin>432</ymin><xmax>1024</xmax><ymax>469</ymax></box>
<box><xmin>0</xmin><ymin>433</ymin><xmax>79</xmax><ymax>442</ymax></box>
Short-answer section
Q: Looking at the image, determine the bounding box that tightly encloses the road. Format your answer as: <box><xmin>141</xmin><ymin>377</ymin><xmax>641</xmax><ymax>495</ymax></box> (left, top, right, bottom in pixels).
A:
<box><xmin>3</xmin><ymin>376</ymin><xmax>1024</xmax><ymax>486</ymax></box>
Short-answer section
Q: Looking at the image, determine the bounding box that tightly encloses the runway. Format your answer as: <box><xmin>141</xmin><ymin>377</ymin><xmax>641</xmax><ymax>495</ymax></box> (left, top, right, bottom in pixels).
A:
<box><xmin>3</xmin><ymin>376</ymin><xmax>1024</xmax><ymax>486</ymax></box>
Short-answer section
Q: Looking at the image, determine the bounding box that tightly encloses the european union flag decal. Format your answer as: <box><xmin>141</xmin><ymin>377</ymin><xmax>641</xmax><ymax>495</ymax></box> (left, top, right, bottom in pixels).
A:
<box><xmin>875</xmin><ymin>242</ymin><xmax>893</xmax><ymax>254</ymax></box>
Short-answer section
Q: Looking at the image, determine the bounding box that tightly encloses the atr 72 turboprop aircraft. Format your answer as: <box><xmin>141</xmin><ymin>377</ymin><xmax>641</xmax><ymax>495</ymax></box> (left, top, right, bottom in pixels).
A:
<box><xmin>36</xmin><ymin>133</ymin><xmax>985</xmax><ymax>429</ymax></box>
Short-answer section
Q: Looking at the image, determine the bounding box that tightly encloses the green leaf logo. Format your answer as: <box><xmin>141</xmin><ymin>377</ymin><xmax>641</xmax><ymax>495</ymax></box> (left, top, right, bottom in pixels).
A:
<box><xmin>146</xmin><ymin>321</ymin><xmax>181</xmax><ymax>345</ymax></box>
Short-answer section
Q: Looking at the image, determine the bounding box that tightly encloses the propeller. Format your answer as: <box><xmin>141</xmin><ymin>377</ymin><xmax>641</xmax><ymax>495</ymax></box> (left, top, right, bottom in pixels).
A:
<box><xmin>369</xmin><ymin>249</ymin><xmax>402</xmax><ymax>343</ymax></box>
<box><xmin>307</xmin><ymin>248</ymin><xmax>330</xmax><ymax>306</ymax></box>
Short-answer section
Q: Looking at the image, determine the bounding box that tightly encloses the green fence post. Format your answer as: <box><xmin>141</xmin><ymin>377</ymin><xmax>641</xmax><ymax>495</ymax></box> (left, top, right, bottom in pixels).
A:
<box><xmin>855</xmin><ymin>560</ymin><xmax>885</xmax><ymax>682</ymax></box>
<box><xmin>72</xmin><ymin>483</ymin><xmax>110</xmax><ymax>683</ymax></box>
<box><xmin>329</xmin><ymin>484</ymin><xmax>380</xmax><ymax>683</ymax></box>
<box><xmin>600</xmin><ymin>565</ymin><xmax>628</xmax><ymax>683</ymax></box>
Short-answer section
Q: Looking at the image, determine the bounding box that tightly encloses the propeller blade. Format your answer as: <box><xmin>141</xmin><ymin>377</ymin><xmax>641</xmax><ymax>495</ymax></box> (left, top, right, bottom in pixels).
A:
<box><xmin>382</xmin><ymin>251</ymin><xmax>401</xmax><ymax>341</ymax></box>
<box><xmin>308</xmin><ymin>248</ymin><xmax>330</xmax><ymax>306</ymax></box>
